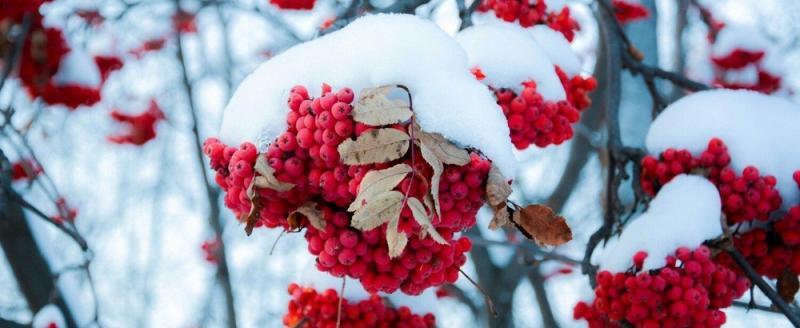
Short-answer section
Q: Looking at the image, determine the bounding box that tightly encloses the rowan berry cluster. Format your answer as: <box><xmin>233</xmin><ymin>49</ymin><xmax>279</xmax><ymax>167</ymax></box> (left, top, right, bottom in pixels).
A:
<box><xmin>200</xmin><ymin>238</ymin><xmax>220</xmax><ymax>264</ymax></box>
<box><xmin>640</xmin><ymin>138</ymin><xmax>781</xmax><ymax>223</ymax></box>
<box><xmin>476</xmin><ymin>0</ymin><xmax>579</xmax><ymax>41</ymax></box>
<box><xmin>304</xmin><ymin>204</ymin><xmax>472</xmax><ymax>295</ymax></box>
<box><xmin>554</xmin><ymin>66</ymin><xmax>598</xmax><ymax>111</ymax></box>
<box><xmin>205</xmin><ymin>83</ymin><xmax>495</xmax><ymax>294</ymax></box>
<box><xmin>493</xmin><ymin>81</ymin><xmax>581</xmax><ymax>149</ymax></box>
<box><xmin>283</xmin><ymin>284</ymin><xmax>435</xmax><ymax>328</ymax></box>
<box><xmin>108</xmin><ymin>100</ymin><xmax>165</xmax><ymax>146</ymax></box>
<box><xmin>574</xmin><ymin>246</ymin><xmax>749</xmax><ymax>328</ymax></box>
<box><xmin>270</xmin><ymin>0</ymin><xmax>315</xmax><ymax>10</ymax></box>
<box><xmin>11</xmin><ymin>159</ymin><xmax>42</xmax><ymax>182</ymax></box>
<box><xmin>713</xmin><ymin>173</ymin><xmax>800</xmax><ymax>278</ymax></box>
<box><xmin>611</xmin><ymin>0</ymin><xmax>649</xmax><ymax>24</ymax></box>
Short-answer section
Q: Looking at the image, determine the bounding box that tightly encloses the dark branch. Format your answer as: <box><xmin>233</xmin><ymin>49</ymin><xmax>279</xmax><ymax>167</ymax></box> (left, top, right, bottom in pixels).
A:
<box><xmin>726</xmin><ymin>248</ymin><xmax>800</xmax><ymax>326</ymax></box>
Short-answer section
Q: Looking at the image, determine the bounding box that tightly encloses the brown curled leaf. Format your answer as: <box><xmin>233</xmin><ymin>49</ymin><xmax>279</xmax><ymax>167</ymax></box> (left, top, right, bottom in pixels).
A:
<box><xmin>511</xmin><ymin>204</ymin><xmax>572</xmax><ymax>246</ymax></box>
<box><xmin>253</xmin><ymin>154</ymin><xmax>295</xmax><ymax>192</ymax></box>
<box><xmin>288</xmin><ymin>202</ymin><xmax>326</xmax><ymax>232</ymax></box>
<box><xmin>485</xmin><ymin>164</ymin><xmax>511</xmax><ymax>207</ymax></box>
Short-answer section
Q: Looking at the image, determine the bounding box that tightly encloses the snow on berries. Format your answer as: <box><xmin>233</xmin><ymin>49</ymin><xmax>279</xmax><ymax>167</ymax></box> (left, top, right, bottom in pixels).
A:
<box><xmin>32</xmin><ymin>304</ymin><xmax>65</xmax><ymax>328</ymax></box>
<box><xmin>284</xmin><ymin>283</ymin><xmax>435</xmax><ymax>327</ymax></box>
<box><xmin>575</xmin><ymin>246</ymin><xmax>749</xmax><ymax>328</ymax></box>
<box><xmin>475</xmin><ymin>0</ymin><xmax>579</xmax><ymax>41</ymax></box>
<box><xmin>206</xmin><ymin>14</ymin><xmax>572</xmax><ymax>296</ymax></box>
<box><xmin>457</xmin><ymin>23</ymin><xmax>593</xmax><ymax>149</ymax></box>
<box><xmin>708</xmin><ymin>25</ymin><xmax>783</xmax><ymax>94</ymax></box>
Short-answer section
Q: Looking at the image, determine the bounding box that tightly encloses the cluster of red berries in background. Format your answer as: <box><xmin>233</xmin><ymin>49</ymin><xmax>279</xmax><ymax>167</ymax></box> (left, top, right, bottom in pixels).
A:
<box><xmin>205</xmin><ymin>83</ymin><xmax>494</xmax><ymax>294</ymax></box>
<box><xmin>11</xmin><ymin>159</ymin><xmax>42</xmax><ymax>181</ymax></box>
<box><xmin>574</xmin><ymin>246</ymin><xmax>749</xmax><ymax>328</ymax></box>
<box><xmin>172</xmin><ymin>10</ymin><xmax>198</xmax><ymax>34</ymax></box>
<box><xmin>51</xmin><ymin>197</ymin><xmax>77</xmax><ymax>225</ymax></box>
<box><xmin>611</xmin><ymin>0</ymin><xmax>649</xmax><ymax>24</ymax></box>
<box><xmin>108</xmin><ymin>100</ymin><xmax>165</xmax><ymax>146</ymax></box>
<box><xmin>270</xmin><ymin>0</ymin><xmax>315</xmax><ymax>10</ymax></box>
<box><xmin>640</xmin><ymin>138</ymin><xmax>782</xmax><ymax>224</ymax></box>
<box><xmin>493</xmin><ymin>80</ymin><xmax>581</xmax><ymax>149</ymax></box>
<box><xmin>476</xmin><ymin>0</ymin><xmax>579</xmax><ymax>41</ymax></box>
<box><xmin>201</xmin><ymin>238</ymin><xmax>221</xmax><ymax>264</ymax></box>
<box><xmin>283</xmin><ymin>284</ymin><xmax>435</xmax><ymax>328</ymax></box>
<box><xmin>710</xmin><ymin>47</ymin><xmax>781</xmax><ymax>94</ymax></box>
<box><xmin>554</xmin><ymin>66</ymin><xmax>597</xmax><ymax>111</ymax></box>
<box><xmin>304</xmin><ymin>204</ymin><xmax>473</xmax><ymax>295</ymax></box>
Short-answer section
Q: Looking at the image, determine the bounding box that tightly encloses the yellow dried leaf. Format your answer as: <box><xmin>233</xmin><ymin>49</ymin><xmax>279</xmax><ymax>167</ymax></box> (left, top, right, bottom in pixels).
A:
<box><xmin>348</xmin><ymin>163</ymin><xmax>411</xmax><ymax>212</ymax></box>
<box><xmin>353</xmin><ymin>86</ymin><xmax>413</xmax><ymax>126</ymax></box>
<box><xmin>485</xmin><ymin>164</ymin><xmax>511</xmax><ymax>207</ymax></box>
<box><xmin>386</xmin><ymin>217</ymin><xmax>408</xmax><ymax>258</ymax></box>
<box><xmin>511</xmin><ymin>204</ymin><xmax>572</xmax><ymax>246</ymax></box>
<box><xmin>414</xmin><ymin>123</ymin><xmax>470</xmax><ymax>166</ymax></box>
<box><xmin>337</xmin><ymin>128</ymin><xmax>410</xmax><ymax>165</ymax></box>
<box><xmin>488</xmin><ymin>202</ymin><xmax>510</xmax><ymax>230</ymax></box>
<box><xmin>253</xmin><ymin>154</ymin><xmax>295</xmax><ymax>192</ymax></box>
<box><xmin>351</xmin><ymin>191</ymin><xmax>404</xmax><ymax>231</ymax></box>
<box><xmin>418</xmin><ymin>141</ymin><xmax>443</xmax><ymax>219</ymax></box>
<box><xmin>407</xmin><ymin>197</ymin><xmax>447</xmax><ymax>244</ymax></box>
<box><xmin>288</xmin><ymin>202</ymin><xmax>326</xmax><ymax>232</ymax></box>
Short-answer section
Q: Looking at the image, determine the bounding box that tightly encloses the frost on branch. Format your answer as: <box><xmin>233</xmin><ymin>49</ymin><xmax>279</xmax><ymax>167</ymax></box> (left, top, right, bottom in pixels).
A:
<box><xmin>32</xmin><ymin>304</ymin><xmax>65</xmax><ymax>328</ymax></box>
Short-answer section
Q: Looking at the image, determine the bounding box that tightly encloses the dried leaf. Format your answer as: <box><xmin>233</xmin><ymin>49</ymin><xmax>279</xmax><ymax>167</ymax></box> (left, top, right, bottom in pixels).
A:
<box><xmin>253</xmin><ymin>155</ymin><xmax>295</xmax><ymax>192</ymax></box>
<box><xmin>778</xmin><ymin>269</ymin><xmax>800</xmax><ymax>302</ymax></box>
<box><xmin>288</xmin><ymin>202</ymin><xmax>326</xmax><ymax>232</ymax></box>
<box><xmin>348</xmin><ymin>163</ymin><xmax>411</xmax><ymax>212</ymax></box>
<box><xmin>338</xmin><ymin>128</ymin><xmax>410</xmax><ymax>165</ymax></box>
<box><xmin>407</xmin><ymin>197</ymin><xmax>447</xmax><ymax>244</ymax></box>
<box><xmin>419</xmin><ymin>141</ymin><xmax>443</xmax><ymax>219</ymax></box>
<box><xmin>244</xmin><ymin>179</ymin><xmax>263</xmax><ymax>236</ymax></box>
<box><xmin>351</xmin><ymin>191</ymin><xmax>404</xmax><ymax>231</ymax></box>
<box><xmin>414</xmin><ymin>124</ymin><xmax>470</xmax><ymax>166</ymax></box>
<box><xmin>386</xmin><ymin>217</ymin><xmax>408</xmax><ymax>258</ymax></box>
<box><xmin>353</xmin><ymin>86</ymin><xmax>413</xmax><ymax>126</ymax></box>
<box><xmin>485</xmin><ymin>164</ymin><xmax>511</xmax><ymax>207</ymax></box>
<box><xmin>511</xmin><ymin>204</ymin><xmax>572</xmax><ymax>246</ymax></box>
<box><xmin>488</xmin><ymin>202</ymin><xmax>511</xmax><ymax>230</ymax></box>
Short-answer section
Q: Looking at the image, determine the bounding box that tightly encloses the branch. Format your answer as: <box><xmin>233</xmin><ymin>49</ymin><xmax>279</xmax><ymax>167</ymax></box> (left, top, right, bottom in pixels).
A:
<box><xmin>528</xmin><ymin>266</ymin><xmax>558</xmax><ymax>328</ymax></box>
<box><xmin>726</xmin><ymin>248</ymin><xmax>800</xmax><ymax>326</ymax></box>
<box><xmin>459</xmin><ymin>0</ymin><xmax>481</xmax><ymax>30</ymax></box>
<box><xmin>0</xmin><ymin>14</ymin><xmax>32</xmax><ymax>93</ymax></box>
<box><xmin>173</xmin><ymin>3</ymin><xmax>238</xmax><ymax>327</ymax></box>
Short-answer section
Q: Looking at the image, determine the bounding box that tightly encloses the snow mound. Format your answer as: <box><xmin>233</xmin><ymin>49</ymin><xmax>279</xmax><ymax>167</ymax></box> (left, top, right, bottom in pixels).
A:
<box><xmin>531</xmin><ymin>25</ymin><xmax>581</xmax><ymax>76</ymax></box>
<box><xmin>33</xmin><ymin>304</ymin><xmax>65</xmax><ymax>328</ymax></box>
<box><xmin>598</xmin><ymin>175</ymin><xmax>722</xmax><ymax>272</ymax></box>
<box><xmin>219</xmin><ymin>14</ymin><xmax>516</xmax><ymax>177</ymax></box>
<box><xmin>646</xmin><ymin>90</ymin><xmax>800</xmax><ymax>206</ymax></box>
<box><xmin>456</xmin><ymin>23</ymin><xmax>565</xmax><ymax>102</ymax></box>
<box><xmin>53</xmin><ymin>48</ymin><xmax>101</xmax><ymax>88</ymax></box>
<box><xmin>712</xmin><ymin>25</ymin><xmax>771</xmax><ymax>58</ymax></box>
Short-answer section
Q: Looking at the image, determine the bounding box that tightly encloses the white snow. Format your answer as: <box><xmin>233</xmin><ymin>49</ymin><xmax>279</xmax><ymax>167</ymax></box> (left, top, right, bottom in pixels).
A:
<box><xmin>530</xmin><ymin>25</ymin><xmax>582</xmax><ymax>76</ymax></box>
<box><xmin>219</xmin><ymin>14</ymin><xmax>516</xmax><ymax>177</ymax></box>
<box><xmin>711</xmin><ymin>25</ymin><xmax>771</xmax><ymax>58</ymax></box>
<box><xmin>381</xmin><ymin>289</ymin><xmax>438</xmax><ymax>314</ymax></box>
<box><xmin>456</xmin><ymin>23</ymin><xmax>566</xmax><ymax>102</ymax></box>
<box><xmin>646</xmin><ymin>90</ymin><xmax>800</xmax><ymax>206</ymax></box>
<box><xmin>32</xmin><ymin>304</ymin><xmax>65</xmax><ymax>328</ymax></box>
<box><xmin>721</xmin><ymin>65</ymin><xmax>759</xmax><ymax>85</ymax></box>
<box><xmin>52</xmin><ymin>48</ymin><xmax>101</xmax><ymax>88</ymax></box>
<box><xmin>598</xmin><ymin>175</ymin><xmax>722</xmax><ymax>272</ymax></box>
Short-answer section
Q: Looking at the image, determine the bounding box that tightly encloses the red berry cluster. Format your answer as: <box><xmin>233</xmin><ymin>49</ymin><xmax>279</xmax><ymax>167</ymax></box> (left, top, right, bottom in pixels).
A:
<box><xmin>172</xmin><ymin>10</ymin><xmax>198</xmax><ymax>34</ymax></box>
<box><xmin>714</xmin><ymin>173</ymin><xmax>800</xmax><ymax>278</ymax></box>
<box><xmin>611</xmin><ymin>0</ymin><xmax>649</xmax><ymax>24</ymax></box>
<box><xmin>270</xmin><ymin>0</ymin><xmax>315</xmax><ymax>10</ymax></box>
<box><xmin>304</xmin><ymin>201</ymin><xmax>474</xmax><ymax>295</ymax></box>
<box><xmin>574</xmin><ymin>246</ymin><xmax>749</xmax><ymax>328</ymax></box>
<box><xmin>640</xmin><ymin>138</ymin><xmax>782</xmax><ymax>224</ymax></box>
<box><xmin>283</xmin><ymin>284</ymin><xmax>435</xmax><ymax>328</ymax></box>
<box><xmin>108</xmin><ymin>100</ymin><xmax>165</xmax><ymax>146</ymax></box>
<box><xmin>714</xmin><ymin>70</ymin><xmax>782</xmax><ymax>95</ymax></box>
<box><xmin>11</xmin><ymin>159</ymin><xmax>42</xmax><ymax>182</ymax></box>
<box><xmin>201</xmin><ymin>238</ymin><xmax>221</xmax><ymax>264</ymax></box>
<box><xmin>205</xmin><ymin>83</ymin><xmax>494</xmax><ymax>293</ymax></box>
<box><xmin>711</xmin><ymin>49</ymin><xmax>765</xmax><ymax>70</ymax></box>
<box><xmin>493</xmin><ymin>81</ymin><xmax>581</xmax><ymax>149</ymax></box>
<box><xmin>554</xmin><ymin>66</ymin><xmax>597</xmax><ymax>111</ymax></box>
<box><xmin>476</xmin><ymin>0</ymin><xmax>579</xmax><ymax>41</ymax></box>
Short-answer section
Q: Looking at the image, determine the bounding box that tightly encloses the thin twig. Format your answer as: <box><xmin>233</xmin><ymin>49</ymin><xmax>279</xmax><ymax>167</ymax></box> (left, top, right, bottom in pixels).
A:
<box><xmin>458</xmin><ymin>268</ymin><xmax>497</xmax><ymax>317</ymax></box>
